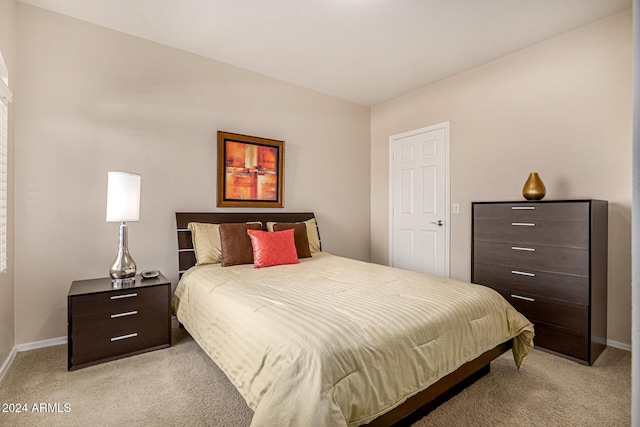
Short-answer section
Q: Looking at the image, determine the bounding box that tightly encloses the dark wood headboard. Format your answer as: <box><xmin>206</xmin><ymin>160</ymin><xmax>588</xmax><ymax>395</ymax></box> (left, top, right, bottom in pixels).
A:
<box><xmin>176</xmin><ymin>212</ymin><xmax>318</xmax><ymax>276</ymax></box>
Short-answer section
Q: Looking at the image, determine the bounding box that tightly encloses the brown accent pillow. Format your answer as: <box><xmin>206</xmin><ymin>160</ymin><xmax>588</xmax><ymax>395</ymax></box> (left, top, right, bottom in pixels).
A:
<box><xmin>272</xmin><ymin>222</ymin><xmax>312</xmax><ymax>258</ymax></box>
<box><xmin>219</xmin><ymin>223</ymin><xmax>263</xmax><ymax>266</ymax></box>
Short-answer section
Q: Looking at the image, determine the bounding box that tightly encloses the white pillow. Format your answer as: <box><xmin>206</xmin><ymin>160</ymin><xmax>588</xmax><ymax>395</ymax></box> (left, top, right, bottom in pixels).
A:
<box><xmin>188</xmin><ymin>222</ymin><xmax>222</xmax><ymax>265</ymax></box>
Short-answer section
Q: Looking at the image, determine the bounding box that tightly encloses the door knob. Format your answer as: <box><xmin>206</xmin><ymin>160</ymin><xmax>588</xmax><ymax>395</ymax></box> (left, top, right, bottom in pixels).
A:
<box><xmin>430</xmin><ymin>220</ymin><xmax>444</xmax><ymax>226</ymax></box>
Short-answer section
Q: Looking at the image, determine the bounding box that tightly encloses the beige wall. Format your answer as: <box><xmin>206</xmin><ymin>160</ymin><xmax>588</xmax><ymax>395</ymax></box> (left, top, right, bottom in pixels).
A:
<box><xmin>11</xmin><ymin>4</ymin><xmax>633</xmax><ymax>347</ymax></box>
<box><xmin>371</xmin><ymin>10</ymin><xmax>632</xmax><ymax>346</ymax></box>
<box><xmin>0</xmin><ymin>0</ymin><xmax>16</xmax><ymax>364</ymax></box>
<box><xmin>14</xmin><ymin>5</ymin><xmax>370</xmax><ymax>344</ymax></box>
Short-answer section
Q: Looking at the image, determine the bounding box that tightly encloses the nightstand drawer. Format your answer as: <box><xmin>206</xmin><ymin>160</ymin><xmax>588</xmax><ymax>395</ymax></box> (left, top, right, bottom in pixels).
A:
<box><xmin>473</xmin><ymin>262</ymin><xmax>588</xmax><ymax>304</ymax></box>
<box><xmin>70</xmin><ymin>285</ymin><xmax>167</xmax><ymax>316</ymax></box>
<box><xmin>71</xmin><ymin>323</ymin><xmax>170</xmax><ymax>367</ymax></box>
<box><xmin>492</xmin><ymin>287</ymin><xmax>588</xmax><ymax>333</ymax></box>
<box><xmin>68</xmin><ymin>274</ymin><xmax>172</xmax><ymax>370</ymax></box>
<box><xmin>474</xmin><ymin>241</ymin><xmax>588</xmax><ymax>276</ymax></box>
<box><xmin>71</xmin><ymin>302</ymin><xmax>168</xmax><ymax>339</ymax></box>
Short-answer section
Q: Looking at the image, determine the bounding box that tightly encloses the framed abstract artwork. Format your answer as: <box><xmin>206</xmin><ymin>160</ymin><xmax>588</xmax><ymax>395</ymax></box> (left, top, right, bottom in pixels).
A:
<box><xmin>217</xmin><ymin>131</ymin><xmax>285</xmax><ymax>208</ymax></box>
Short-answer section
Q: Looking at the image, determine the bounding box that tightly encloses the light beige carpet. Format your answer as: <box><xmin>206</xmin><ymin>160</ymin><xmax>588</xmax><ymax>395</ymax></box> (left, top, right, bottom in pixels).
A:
<box><xmin>0</xmin><ymin>324</ymin><xmax>630</xmax><ymax>426</ymax></box>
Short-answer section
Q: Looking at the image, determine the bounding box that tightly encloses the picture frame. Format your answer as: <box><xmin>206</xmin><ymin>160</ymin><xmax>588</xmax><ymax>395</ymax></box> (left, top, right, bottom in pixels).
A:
<box><xmin>217</xmin><ymin>131</ymin><xmax>285</xmax><ymax>208</ymax></box>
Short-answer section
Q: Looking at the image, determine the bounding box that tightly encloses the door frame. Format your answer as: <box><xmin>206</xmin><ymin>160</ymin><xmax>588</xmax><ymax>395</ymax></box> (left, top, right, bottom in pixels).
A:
<box><xmin>388</xmin><ymin>121</ymin><xmax>451</xmax><ymax>277</ymax></box>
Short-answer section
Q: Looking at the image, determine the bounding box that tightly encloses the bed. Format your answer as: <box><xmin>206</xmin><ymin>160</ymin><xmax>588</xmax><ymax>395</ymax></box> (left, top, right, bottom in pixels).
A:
<box><xmin>173</xmin><ymin>212</ymin><xmax>534</xmax><ymax>426</ymax></box>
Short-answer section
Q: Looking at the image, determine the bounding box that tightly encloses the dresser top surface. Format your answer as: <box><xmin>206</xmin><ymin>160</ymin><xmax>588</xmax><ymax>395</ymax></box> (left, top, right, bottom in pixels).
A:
<box><xmin>472</xmin><ymin>199</ymin><xmax>607</xmax><ymax>205</ymax></box>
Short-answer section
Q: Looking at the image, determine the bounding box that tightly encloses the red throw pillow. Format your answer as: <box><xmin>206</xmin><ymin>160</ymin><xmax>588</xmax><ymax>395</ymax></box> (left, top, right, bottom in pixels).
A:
<box><xmin>247</xmin><ymin>229</ymin><xmax>299</xmax><ymax>268</ymax></box>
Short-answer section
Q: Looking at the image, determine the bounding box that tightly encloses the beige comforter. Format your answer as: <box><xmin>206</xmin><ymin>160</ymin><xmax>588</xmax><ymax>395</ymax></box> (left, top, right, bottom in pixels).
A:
<box><xmin>173</xmin><ymin>252</ymin><xmax>534</xmax><ymax>427</ymax></box>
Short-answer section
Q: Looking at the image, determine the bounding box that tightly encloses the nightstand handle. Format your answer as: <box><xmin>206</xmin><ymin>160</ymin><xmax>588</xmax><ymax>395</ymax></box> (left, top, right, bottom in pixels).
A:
<box><xmin>511</xmin><ymin>222</ymin><xmax>535</xmax><ymax>227</ymax></box>
<box><xmin>110</xmin><ymin>293</ymin><xmax>138</xmax><ymax>300</ymax></box>
<box><xmin>511</xmin><ymin>270</ymin><xmax>536</xmax><ymax>277</ymax></box>
<box><xmin>511</xmin><ymin>246</ymin><xmax>535</xmax><ymax>252</ymax></box>
<box><xmin>111</xmin><ymin>310</ymin><xmax>138</xmax><ymax>319</ymax></box>
<box><xmin>511</xmin><ymin>294</ymin><xmax>535</xmax><ymax>302</ymax></box>
<box><xmin>111</xmin><ymin>333</ymin><xmax>138</xmax><ymax>342</ymax></box>
<box><xmin>511</xmin><ymin>206</ymin><xmax>535</xmax><ymax>210</ymax></box>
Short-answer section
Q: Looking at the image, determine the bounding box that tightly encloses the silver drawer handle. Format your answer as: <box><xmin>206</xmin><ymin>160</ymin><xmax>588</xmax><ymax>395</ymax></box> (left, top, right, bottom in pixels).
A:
<box><xmin>511</xmin><ymin>246</ymin><xmax>535</xmax><ymax>252</ymax></box>
<box><xmin>511</xmin><ymin>294</ymin><xmax>535</xmax><ymax>302</ymax></box>
<box><xmin>111</xmin><ymin>310</ymin><xmax>138</xmax><ymax>319</ymax></box>
<box><xmin>110</xmin><ymin>293</ymin><xmax>138</xmax><ymax>300</ymax></box>
<box><xmin>511</xmin><ymin>206</ymin><xmax>535</xmax><ymax>210</ymax></box>
<box><xmin>511</xmin><ymin>270</ymin><xmax>536</xmax><ymax>277</ymax></box>
<box><xmin>111</xmin><ymin>333</ymin><xmax>138</xmax><ymax>342</ymax></box>
<box><xmin>511</xmin><ymin>222</ymin><xmax>535</xmax><ymax>227</ymax></box>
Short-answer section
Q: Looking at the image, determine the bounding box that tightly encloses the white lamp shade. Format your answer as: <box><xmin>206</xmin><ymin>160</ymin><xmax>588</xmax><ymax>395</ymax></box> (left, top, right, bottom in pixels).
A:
<box><xmin>106</xmin><ymin>172</ymin><xmax>141</xmax><ymax>222</ymax></box>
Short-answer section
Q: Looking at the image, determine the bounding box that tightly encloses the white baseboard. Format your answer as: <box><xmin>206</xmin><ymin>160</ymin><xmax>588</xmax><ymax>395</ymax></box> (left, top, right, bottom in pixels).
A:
<box><xmin>607</xmin><ymin>339</ymin><xmax>632</xmax><ymax>352</ymax></box>
<box><xmin>15</xmin><ymin>336</ymin><xmax>67</xmax><ymax>352</ymax></box>
<box><xmin>0</xmin><ymin>346</ymin><xmax>17</xmax><ymax>383</ymax></box>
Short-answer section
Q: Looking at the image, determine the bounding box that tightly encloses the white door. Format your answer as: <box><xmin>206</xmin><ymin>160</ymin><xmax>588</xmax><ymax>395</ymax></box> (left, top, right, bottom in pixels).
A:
<box><xmin>389</xmin><ymin>122</ymin><xmax>449</xmax><ymax>277</ymax></box>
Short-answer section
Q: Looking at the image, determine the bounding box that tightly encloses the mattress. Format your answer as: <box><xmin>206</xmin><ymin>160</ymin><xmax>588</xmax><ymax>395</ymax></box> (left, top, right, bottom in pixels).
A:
<box><xmin>172</xmin><ymin>252</ymin><xmax>534</xmax><ymax>426</ymax></box>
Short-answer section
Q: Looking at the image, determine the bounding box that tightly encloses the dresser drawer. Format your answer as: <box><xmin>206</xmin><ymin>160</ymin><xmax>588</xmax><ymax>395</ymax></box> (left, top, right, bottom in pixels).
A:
<box><xmin>71</xmin><ymin>323</ymin><xmax>170</xmax><ymax>367</ymax></box>
<box><xmin>473</xmin><ymin>262</ymin><xmax>588</xmax><ymax>304</ymax></box>
<box><xmin>473</xmin><ymin>219</ymin><xmax>589</xmax><ymax>248</ymax></box>
<box><xmin>473</xmin><ymin>202</ymin><xmax>589</xmax><ymax>221</ymax></box>
<box><xmin>71</xmin><ymin>302</ymin><xmax>168</xmax><ymax>339</ymax></box>
<box><xmin>531</xmin><ymin>321</ymin><xmax>589</xmax><ymax>362</ymax></box>
<box><xmin>70</xmin><ymin>285</ymin><xmax>168</xmax><ymax>316</ymax></box>
<box><xmin>492</xmin><ymin>287</ymin><xmax>588</xmax><ymax>332</ymax></box>
<box><xmin>474</xmin><ymin>241</ymin><xmax>588</xmax><ymax>276</ymax></box>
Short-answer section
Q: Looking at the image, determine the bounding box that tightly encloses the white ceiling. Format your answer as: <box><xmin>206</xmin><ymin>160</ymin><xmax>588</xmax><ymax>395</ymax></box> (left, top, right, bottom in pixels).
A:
<box><xmin>18</xmin><ymin>0</ymin><xmax>632</xmax><ymax>106</ymax></box>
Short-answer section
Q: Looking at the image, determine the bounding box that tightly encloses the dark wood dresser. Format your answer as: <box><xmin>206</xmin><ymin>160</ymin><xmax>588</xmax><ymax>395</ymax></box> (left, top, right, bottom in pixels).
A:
<box><xmin>471</xmin><ymin>200</ymin><xmax>608</xmax><ymax>365</ymax></box>
<box><xmin>68</xmin><ymin>274</ymin><xmax>171</xmax><ymax>370</ymax></box>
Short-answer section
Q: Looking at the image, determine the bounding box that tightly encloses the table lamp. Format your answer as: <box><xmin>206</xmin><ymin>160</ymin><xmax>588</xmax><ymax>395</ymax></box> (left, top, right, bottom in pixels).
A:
<box><xmin>106</xmin><ymin>171</ymin><xmax>141</xmax><ymax>287</ymax></box>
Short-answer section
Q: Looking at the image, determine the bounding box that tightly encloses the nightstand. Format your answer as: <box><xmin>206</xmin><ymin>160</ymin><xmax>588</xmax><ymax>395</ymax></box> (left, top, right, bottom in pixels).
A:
<box><xmin>67</xmin><ymin>273</ymin><xmax>171</xmax><ymax>371</ymax></box>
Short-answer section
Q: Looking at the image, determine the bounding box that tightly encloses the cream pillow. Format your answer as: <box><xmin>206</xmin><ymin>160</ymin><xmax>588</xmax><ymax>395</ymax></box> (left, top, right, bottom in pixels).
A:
<box><xmin>189</xmin><ymin>221</ymin><xmax>263</xmax><ymax>265</ymax></box>
<box><xmin>188</xmin><ymin>222</ymin><xmax>222</xmax><ymax>265</ymax></box>
<box><xmin>267</xmin><ymin>218</ymin><xmax>321</xmax><ymax>254</ymax></box>
<box><xmin>304</xmin><ymin>218</ymin><xmax>321</xmax><ymax>254</ymax></box>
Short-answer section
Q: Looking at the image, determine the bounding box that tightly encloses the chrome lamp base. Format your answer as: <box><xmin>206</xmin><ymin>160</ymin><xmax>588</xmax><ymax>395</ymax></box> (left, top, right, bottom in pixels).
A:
<box><xmin>110</xmin><ymin>221</ymin><xmax>137</xmax><ymax>288</ymax></box>
<box><xmin>111</xmin><ymin>277</ymin><xmax>136</xmax><ymax>288</ymax></box>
